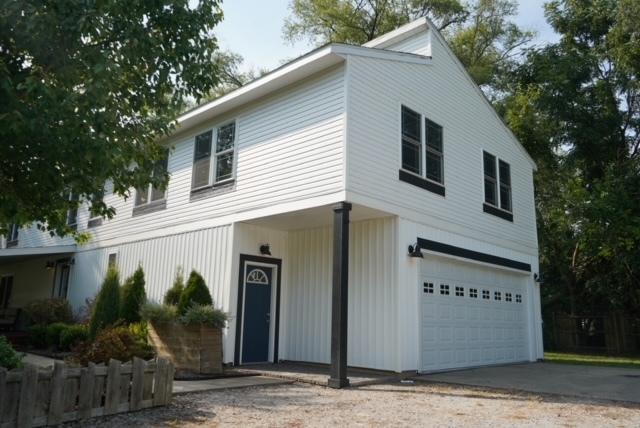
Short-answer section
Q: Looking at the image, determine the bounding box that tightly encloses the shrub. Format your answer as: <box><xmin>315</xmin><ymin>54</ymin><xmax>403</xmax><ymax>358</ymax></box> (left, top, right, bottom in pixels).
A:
<box><xmin>140</xmin><ymin>302</ymin><xmax>177</xmax><ymax>324</ymax></box>
<box><xmin>89</xmin><ymin>266</ymin><xmax>121</xmax><ymax>339</ymax></box>
<box><xmin>72</xmin><ymin>325</ymin><xmax>154</xmax><ymax>365</ymax></box>
<box><xmin>24</xmin><ymin>298</ymin><xmax>73</xmax><ymax>325</ymax></box>
<box><xmin>28</xmin><ymin>324</ymin><xmax>48</xmax><ymax>349</ymax></box>
<box><xmin>0</xmin><ymin>336</ymin><xmax>22</xmax><ymax>369</ymax></box>
<box><xmin>128</xmin><ymin>321</ymin><xmax>149</xmax><ymax>345</ymax></box>
<box><xmin>177</xmin><ymin>270</ymin><xmax>212</xmax><ymax>315</ymax></box>
<box><xmin>46</xmin><ymin>322</ymin><xmax>69</xmax><ymax>348</ymax></box>
<box><xmin>59</xmin><ymin>325</ymin><xmax>89</xmax><ymax>351</ymax></box>
<box><xmin>180</xmin><ymin>304</ymin><xmax>227</xmax><ymax>329</ymax></box>
<box><xmin>164</xmin><ymin>267</ymin><xmax>184</xmax><ymax>305</ymax></box>
<box><xmin>120</xmin><ymin>266</ymin><xmax>147</xmax><ymax>324</ymax></box>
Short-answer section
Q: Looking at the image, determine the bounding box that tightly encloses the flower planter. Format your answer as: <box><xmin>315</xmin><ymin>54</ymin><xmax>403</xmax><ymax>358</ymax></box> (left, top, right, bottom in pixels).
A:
<box><xmin>148</xmin><ymin>322</ymin><xmax>223</xmax><ymax>374</ymax></box>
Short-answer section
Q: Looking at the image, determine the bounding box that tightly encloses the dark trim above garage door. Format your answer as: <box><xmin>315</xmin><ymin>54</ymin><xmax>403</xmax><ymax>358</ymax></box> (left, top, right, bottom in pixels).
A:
<box><xmin>417</xmin><ymin>238</ymin><xmax>531</xmax><ymax>272</ymax></box>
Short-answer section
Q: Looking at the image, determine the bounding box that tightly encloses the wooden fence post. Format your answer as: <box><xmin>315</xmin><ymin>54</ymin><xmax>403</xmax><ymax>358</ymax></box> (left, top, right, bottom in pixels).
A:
<box><xmin>17</xmin><ymin>364</ymin><xmax>38</xmax><ymax>428</ymax></box>
<box><xmin>78</xmin><ymin>363</ymin><xmax>96</xmax><ymax>420</ymax></box>
<box><xmin>48</xmin><ymin>361</ymin><xmax>66</xmax><ymax>426</ymax></box>
<box><xmin>165</xmin><ymin>360</ymin><xmax>175</xmax><ymax>405</ymax></box>
<box><xmin>130</xmin><ymin>357</ymin><xmax>145</xmax><ymax>411</ymax></box>
<box><xmin>104</xmin><ymin>359</ymin><xmax>122</xmax><ymax>415</ymax></box>
<box><xmin>152</xmin><ymin>358</ymin><xmax>169</xmax><ymax>406</ymax></box>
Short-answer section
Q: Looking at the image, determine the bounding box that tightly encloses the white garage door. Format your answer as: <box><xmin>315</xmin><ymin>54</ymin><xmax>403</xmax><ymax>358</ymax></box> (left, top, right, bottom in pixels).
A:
<box><xmin>420</xmin><ymin>256</ymin><xmax>530</xmax><ymax>372</ymax></box>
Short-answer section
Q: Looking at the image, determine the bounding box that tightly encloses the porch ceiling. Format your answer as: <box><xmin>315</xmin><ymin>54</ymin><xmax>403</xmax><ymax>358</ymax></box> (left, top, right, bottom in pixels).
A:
<box><xmin>243</xmin><ymin>203</ymin><xmax>393</xmax><ymax>231</ymax></box>
<box><xmin>0</xmin><ymin>245</ymin><xmax>76</xmax><ymax>265</ymax></box>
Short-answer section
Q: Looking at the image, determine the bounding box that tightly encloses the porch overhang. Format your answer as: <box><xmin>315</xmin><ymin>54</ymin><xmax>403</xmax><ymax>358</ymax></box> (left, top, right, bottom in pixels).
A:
<box><xmin>0</xmin><ymin>245</ymin><xmax>76</xmax><ymax>265</ymax></box>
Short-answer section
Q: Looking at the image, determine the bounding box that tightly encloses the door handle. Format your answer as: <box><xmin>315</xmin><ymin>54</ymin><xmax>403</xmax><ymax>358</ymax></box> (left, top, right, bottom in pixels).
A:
<box><xmin>266</xmin><ymin>312</ymin><xmax>271</xmax><ymax>323</ymax></box>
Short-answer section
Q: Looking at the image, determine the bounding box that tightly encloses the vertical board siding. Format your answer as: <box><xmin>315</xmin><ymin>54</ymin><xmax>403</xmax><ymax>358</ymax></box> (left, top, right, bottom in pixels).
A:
<box><xmin>13</xmin><ymin>66</ymin><xmax>345</xmax><ymax>249</ymax></box>
<box><xmin>284</xmin><ymin>217</ymin><xmax>397</xmax><ymax>371</ymax></box>
<box><xmin>346</xmin><ymin>35</ymin><xmax>538</xmax><ymax>256</ymax></box>
<box><xmin>67</xmin><ymin>225</ymin><xmax>233</xmax><ymax>314</ymax></box>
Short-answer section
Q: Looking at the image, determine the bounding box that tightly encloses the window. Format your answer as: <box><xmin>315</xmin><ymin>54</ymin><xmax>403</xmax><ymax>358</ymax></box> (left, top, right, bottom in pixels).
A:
<box><xmin>455</xmin><ymin>286</ymin><xmax>464</xmax><ymax>297</ymax></box>
<box><xmin>440</xmin><ymin>284</ymin><xmax>450</xmax><ymax>295</ymax></box>
<box><xmin>135</xmin><ymin>155</ymin><xmax>168</xmax><ymax>207</ymax></box>
<box><xmin>192</xmin><ymin>121</ymin><xmax>236</xmax><ymax>190</ymax></box>
<box><xmin>88</xmin><ymin>188</ymin><xmax>105</xmax><ymax>227</ymax></box>
<box><xmin>494</xmin><ymin>291</ymin><xmax>502</xmax><ymax>301</ymax></box>
<box><xmin>505</xmin><ymin>292</ymin><xmax>512</xmax><ymax>302</ymax></box>
<box><xmin>399</xmin><ymin>106</ymin><xmax>445</xmax><ymax>196</ymax></box>
<box><xmin>6</xmin><ymin>224</ymin><xmax>19</xmax><ymax>247</ymax></box>
<box><xmin>423</xmin><ymin>282</ymin><xmax>434</xmax><ymax>294</ymax></box>
<box><xmin>0</xmin><ymin>275</ymin><xmax>12</xmax><ymax>309</ymax></box>
<box><xmin>482</xmin><ymin>289</ymin><xmax>490</xmax><ymax>300</ymax></box>
<box><xmin>108</xmin><ymin>253</ymin><xmax>117</xmax><ymax>268</ymax></box>
<box><xmin>470</xmin><ymin>288</ymin><xmax>478</xmax><ymax>298</ymax></box>
<box><xmin>425</xmin><ymin>119</ymin><xmax>443</xmax><ymax>183</ymax></box>
<box><xmin>483</xmin><ymin>151</ymin><xmax>513</xmax><ymax>220</ymax></box>
<box><xmin>516</xmin><ymin>294</ymin><xmax>522</xmax><ymax>303</ymax></box>
<box><xmin>66</xmin><ymin>192</ymin><xmax>78</xmax><ymax>228</ymax></box>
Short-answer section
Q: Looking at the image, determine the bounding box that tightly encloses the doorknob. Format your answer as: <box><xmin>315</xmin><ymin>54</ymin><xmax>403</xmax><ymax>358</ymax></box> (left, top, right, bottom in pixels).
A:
<box><xmin>266</xmin><ymin>312</ymin><xmax>270</xmax><ymax>323</ymax></box>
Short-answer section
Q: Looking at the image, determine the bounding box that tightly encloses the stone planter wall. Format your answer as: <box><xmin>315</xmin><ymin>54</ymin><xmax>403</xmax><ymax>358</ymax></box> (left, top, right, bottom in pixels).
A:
<box><xmin>148</xmin><ymin>322</ymin><xmax>223</xmax><ymax>374</ymax></box>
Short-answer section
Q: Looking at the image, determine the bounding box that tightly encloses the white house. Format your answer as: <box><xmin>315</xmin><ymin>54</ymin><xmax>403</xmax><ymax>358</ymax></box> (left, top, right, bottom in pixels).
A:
<box><xmin>0</xmin><ymin>18</ymin><xmax>543</xmax><ymax>387</ymax></box>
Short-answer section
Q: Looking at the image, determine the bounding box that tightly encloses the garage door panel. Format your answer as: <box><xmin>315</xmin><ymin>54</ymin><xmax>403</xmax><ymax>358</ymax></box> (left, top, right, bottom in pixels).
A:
<box><xmin>420</xmin><ymin>256</ymin><xmax>530</xmax><ymax>372</ymax></box>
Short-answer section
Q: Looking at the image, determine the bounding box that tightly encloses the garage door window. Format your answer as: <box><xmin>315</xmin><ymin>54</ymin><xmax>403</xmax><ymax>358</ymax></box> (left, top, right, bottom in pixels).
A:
<box><xmin>423</xmin><ymin>282</ymin><xmax>434</xmax><ymax>294</ymax></box>
<box><xmin>469</xmin><ymin>288</ymin><xmax>478</xmax><ymax>298</ymax></box>
<box><xmin>440</xmin><ymin>284</ymin><xmax>450</xmax><ymax>295</ymax></box>
<box><xmin>516</xmin><ymin>294</ymin><xmax>522</xmax><ymax>303</ymax></box>
<box><xmin>494</xmin><ymin>291</ymin><xmax>502</xmax><ymax>301</ymax></box>
<box><xmin>506</xmin><ymin>292</ymin><xmax>512</xmax><ymax>302</ymax></box>
<box><xmin>482</xmin><ymin>290</ymin><xmax>490</xmax><ymax>299</ymax></box>
<box><xmin>455</xmin><ymin>286</ymin><xmax>464</xmax><ymax>297</ymax></box>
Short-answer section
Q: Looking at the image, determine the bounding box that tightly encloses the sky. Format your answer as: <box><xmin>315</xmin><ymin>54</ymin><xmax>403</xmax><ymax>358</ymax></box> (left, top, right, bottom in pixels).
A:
<box><xmin>214</xmin><ymin>0</ymin><xmax>560</xmax><ymax>73</ymax></box>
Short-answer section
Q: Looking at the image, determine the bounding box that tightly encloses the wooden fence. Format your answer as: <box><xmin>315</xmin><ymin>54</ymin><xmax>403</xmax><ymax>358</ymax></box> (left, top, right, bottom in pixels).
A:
<box><xmin>0</xmin><ymin>357</ymin><xmax>174</xmax><ymax>428</ymax></box>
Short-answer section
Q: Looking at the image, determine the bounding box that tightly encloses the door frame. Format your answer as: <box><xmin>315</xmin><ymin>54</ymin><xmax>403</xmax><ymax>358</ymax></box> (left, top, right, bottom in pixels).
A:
<box><xmin>234</xmin><ymin>254</ymin><xmax>282</xmax><ymax>366</ymax></box>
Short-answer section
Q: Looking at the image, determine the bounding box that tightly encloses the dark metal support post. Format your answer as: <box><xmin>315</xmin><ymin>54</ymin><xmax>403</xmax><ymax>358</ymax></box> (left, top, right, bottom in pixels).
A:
<box><xmin>328</xmin><ymin>201</ymin><xmax>352</xmax><ymax>389</ymax></box>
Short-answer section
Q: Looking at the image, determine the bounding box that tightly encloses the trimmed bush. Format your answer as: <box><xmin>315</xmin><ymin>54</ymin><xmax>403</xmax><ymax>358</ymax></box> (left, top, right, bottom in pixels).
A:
<box><xmin>72</xmin><ymin>325</ymin><xmax>154</xmax><ymax>365</ymax></box>
<box><xmin>59</xmin><ymin>325</ymin><xmax>89</xmax><ymax>351</ymax></box>
<box><xmin>46</xmin><ymin>322</ymin><xmax>69</xmax><ymax>348</ymax></box>
<box><xmin>24</xmin><ymin>298</ymin><xmax>73</xmax><ymax>325</ymax></box>
<box><xmin>0</xmin><ymin>336</ymin><xmax>22</xmax><ymax>369</ymax></box>
<box><xmin>164</xmin><ymin>267</ymin><xmax>184</xmax><ymax>305</ymax></box>
<box><xmin>89</xmin><ymin>267</ymin><xmax>121</xmax><ymax>339</ymax></box>
<box><xmin>180</xmin><ymin>304</ymin><xmax>227</xmax><ymax>329</ymax></box>
<box><xmin>140</xmin><ymin>302</ymin><xmax>178</xmax><ymax>324</ymax></box>
<box><xmin>128</xmin><ymin>321</ymin><xmax>149</xmax><ymax>345</ymax></box>
<box><xmin>28</xmin><ymin>325</ymin><xmax>48</xmax><ymax>349</ymax></box>
<box><xmin>177</xmin><ymin>270</ymin><xmax>212</xmax><ymax>315</ymax></box>
<box><xmin>120</xmin><ymin>266</ymin><xmax>147</xmax><ymax>324</ymax></box>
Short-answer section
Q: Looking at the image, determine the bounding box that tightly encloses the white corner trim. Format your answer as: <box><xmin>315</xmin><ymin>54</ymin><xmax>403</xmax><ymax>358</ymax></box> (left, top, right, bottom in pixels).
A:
<box><xmin>331</xmin><ymin>44</ymin><xmax>432</xmax><ymax>65</ymax></box>
<box><xmin>363</xmin><ymin>17</ymin><xmax>429</xmax><ymax>49</ymax></box>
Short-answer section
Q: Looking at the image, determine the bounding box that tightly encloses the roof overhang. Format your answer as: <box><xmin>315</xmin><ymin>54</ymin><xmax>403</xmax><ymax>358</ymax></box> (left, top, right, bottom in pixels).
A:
<box><xmin>363</xmin><ymin>17</ymin><xmax>430</xmax><ymax>49</ymax></box>
<box><xmin>174</xmin><ymin>44</ymin><xmax>431</xmax><ymax>135</ymax></box>
<box><xmin>0</xmin><ymin>245</ymin><xmax>76</xmax><ymax>265</ymax></box>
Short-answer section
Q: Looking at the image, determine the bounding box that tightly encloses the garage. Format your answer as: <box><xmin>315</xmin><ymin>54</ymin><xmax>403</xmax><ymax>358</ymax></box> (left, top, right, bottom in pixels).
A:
<box><xmin>420</xmin><ymin>255</ymin><xmax>530</xmax><ymax>372</ymax></box>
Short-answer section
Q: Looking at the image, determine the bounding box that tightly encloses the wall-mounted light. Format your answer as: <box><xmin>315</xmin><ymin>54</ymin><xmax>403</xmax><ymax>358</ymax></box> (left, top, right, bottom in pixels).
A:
<box><xmin>534</xmin><ymin>272</ymin><xmax>543</xmax><ymax>284</ymax></box>
<box><xmin>45</xmin><ymin>261</ymin><xmax>55</xmax><ymax>270</ymax></box>
<box><xmin>259</xmin><ymin>244</ymin><xmax>271</xmax><ymax>256</ymax></box>
<box><xmin>408</xmin><ymin>243</ymin><xmax>423</xmax><ymax>258</ymax></box>
<box><xmin>68</xmin><ymin>258</ymin><xmax>75</xmax><ymax>266</ymax></box>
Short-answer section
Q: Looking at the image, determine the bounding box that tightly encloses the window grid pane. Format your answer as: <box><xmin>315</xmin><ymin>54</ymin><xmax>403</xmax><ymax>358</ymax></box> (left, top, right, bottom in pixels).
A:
<box><xmin>215</xmin><ymin>152</ymin><xmax>234</xmax><ymax>182</ymax></box>
<box><xmin>402</xmin><ymin>139</ymin><xmax>421</xmax><ymax>174</ymax></box>
<box><xmin>216</xmin><ymin>123</ymin><xmax>235</xmax><ymax>153</ymax></box>
<box><xmin>426</xmin><ymin>150</ymin><xmax>443</xmax><ymax>183</ymax></box>
<box><xmin>192</xmin><ymin>158</ymin><xmax>211</xmax><ymax>188</ymax></box>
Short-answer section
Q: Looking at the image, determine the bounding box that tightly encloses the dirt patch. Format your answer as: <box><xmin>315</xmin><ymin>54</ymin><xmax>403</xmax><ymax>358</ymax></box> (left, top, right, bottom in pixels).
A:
<box><xmin>67</xmin><ymin>381</ymin><xmax>640</xmax><ymax>427</ymax></box>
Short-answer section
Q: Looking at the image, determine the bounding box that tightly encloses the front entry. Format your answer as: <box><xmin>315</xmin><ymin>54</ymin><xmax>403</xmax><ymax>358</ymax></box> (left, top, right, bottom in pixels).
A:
<box><xmin>238</xmin><ymin>257</ymin><xmax>280</xmax><ymax>364</ymax></box>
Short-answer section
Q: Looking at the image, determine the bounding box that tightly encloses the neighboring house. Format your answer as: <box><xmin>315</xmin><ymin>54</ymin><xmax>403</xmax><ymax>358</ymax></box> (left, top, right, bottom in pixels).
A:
<box><xmin>0</xmin><ymin>18</ymin><xmax>542</xmax><ymax>386</ymax></box>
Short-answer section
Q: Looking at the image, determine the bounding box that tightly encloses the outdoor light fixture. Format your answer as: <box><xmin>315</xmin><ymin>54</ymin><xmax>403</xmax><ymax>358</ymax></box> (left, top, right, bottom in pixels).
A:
<box><xmin>259</xmin><ymin>244</ymin><xmax>271</xmax><ymax>256</ymax></box>
<box><xmin>68</xmin><ymin>258</ymin><xmax>75</xmax><ymax>265</ymax></box>
<box><xmin>408</xmin><ymin>243</ymin><xmax>423</xmax><ymax>258</ymax></box>
<box><xmin>534</xmin><ymin>272</ymin><xmax>542</xmax><ymax>284</ymax></box>
<box><xmin>45</xmin><ymin>261</ymin><xmax>55</xmax><ymax>270</ymax></box>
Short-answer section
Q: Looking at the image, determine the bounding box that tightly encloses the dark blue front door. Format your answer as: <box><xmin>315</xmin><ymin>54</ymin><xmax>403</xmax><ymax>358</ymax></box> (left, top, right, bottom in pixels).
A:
<box><xmin>241</xmin><ymin>264</ymin><xmax>273</xmax><ymax>363</ymax></box>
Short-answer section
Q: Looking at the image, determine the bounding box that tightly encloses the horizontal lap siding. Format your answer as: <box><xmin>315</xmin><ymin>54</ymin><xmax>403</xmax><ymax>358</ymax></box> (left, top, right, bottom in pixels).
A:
<box><xmin>15</xmin><ymin>66</ymin><xmax>346</xmax><ymax>249</ymax></box>
<box><xmin>346</xmin><ymin>37</ymin><xmax>537</xmax><ymax>255</ymax></box>
<box><xmin>284</xmin><ymin>217</ymin><xmax>397</xmax><ymax>371</ymax></box>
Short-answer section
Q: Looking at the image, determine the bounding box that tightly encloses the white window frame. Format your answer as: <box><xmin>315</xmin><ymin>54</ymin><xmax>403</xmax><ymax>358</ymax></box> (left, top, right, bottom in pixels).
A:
<box><xmin>135</xmin><ymin>155</ymin><xmax>168</xmax><ymax>207</ymax></box>
<box><xmin>400</xmin><ymin>104</ymin><xmax>445</xmax><ymax>186</ymax></box>
<box><xmin>88</xmin><ymin>187</ymin><xmax>105</xmax><ymax>222</ymax></box>
<box><xmin>482</xmin><ymin>150</ymin><xmax>513</xmax><ymax>214</ymax></box>
<box><xmin>6</xmin><ymin>224</ymin><xmax>19</xmax><ymax>245</ymax></box>
<box><xmin>191</xmin><ymin>120</ymin><xmax>237</xmax><ymax>191</ymax></box>
<box><xmin>66</xmin><ymin>191</ymin><xmax>78</xmax><ymax>228</ymax></box>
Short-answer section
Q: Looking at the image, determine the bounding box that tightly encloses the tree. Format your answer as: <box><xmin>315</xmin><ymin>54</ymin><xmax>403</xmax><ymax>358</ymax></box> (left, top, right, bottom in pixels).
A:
<box><xmin>89</xmin><ymin>267</ymin><xmax>121</xmax><ymax>339</ymax></box>
<box><xmin>120</xmin><ymin>266</ymin><xmax>147</xmax><ymax>324</ymax></box>
<box><xmin>177</xmin><ymin>270</ymin><xmax>213</xmax><ymax>315</ymax></box>
<box><xmin>164</xmin><ymin>266</ymin><xmax>185</xmax><ymax>305</ymax></box>
<box><xmin>0</xmin><ymin>1</ymin><xmax>223</xmax><ymax>238</ymax></box>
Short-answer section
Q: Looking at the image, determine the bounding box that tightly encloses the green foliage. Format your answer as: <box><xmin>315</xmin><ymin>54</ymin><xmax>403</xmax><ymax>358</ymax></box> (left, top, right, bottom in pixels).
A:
<box><xmin>27</xmin><ymin>325</ymin><xmax>48</xmax><ymax>349</ymax></box>
<box><xmin>0</xmin><ymin>1</ymin><xmax>224</xmax><ymax>238</ymax></box>
<box><xmin>0</xmin><ymin>336</ymin><xmax>22</xmax><ymax>370</ymax></box>
<box><xmin>164</xmin><ymin>267</ymin><xmax>185</xmax><ymax>305</ymax></box>
<box><xmin>72</xmin><ymin>325</ymin><xmax>154</xmax><ymax>365</ymax></box>
<box><xmin>24</xmin><ymin>298</ymin><xmax>73</xmax><ymax>325</ymax></box>
<box><xmin>120</xmin><ymin>266</ymin><xmax>147</xmax><ymax>324</ymax></box>
<box><xmin>89</xmin><ymin>267</ymin><xmax>121</xmax><ymax>339</ymax></box>
<box><xmin>177</xmin><ymin>270</ymin><xmax>213</xmax><ymax>315</ymax></box>
<box><xmin>180</xmin><ymin>304</ymin><xmax>227</xmax><ymax>329</ymax></box>
<box><xmin>46</xmin><ymin>322</ymin><xmax>69</xmax><ymax>348</ymax></box>
<box><xmin>128</xmin><ymin>322</ymin><xmax>150</xmax><ymax>345</ymax></box>
<box><xmin>140</xmin><ymin>302</ymin><xmax>178</xmax><ymax>324</ymax></box>
<box><xmin>59</xmin><ymin>325</ymin><xmax>89</xmax><ymax>351</ymax></box>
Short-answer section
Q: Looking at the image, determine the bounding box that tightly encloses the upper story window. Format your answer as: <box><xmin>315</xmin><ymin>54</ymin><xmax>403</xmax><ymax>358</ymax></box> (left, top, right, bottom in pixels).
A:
<box><xmin>483</xmin><ymin>151</ymin><xmax>513</xmax><ymax>221</ymax></box>
<box><xmin>192</xmin><ymin>121</ymin><xmax>236</xmax><ymax>190</ymax></box>
<box><xmin>135</xmin><ymin>155</ymin><xmax>168</xmax><ymax>207</ymax></box>
<box><xmin>88</xmin><ymin>188</ymin><xmax>105</xmax><ymax>228</ymax></box>
<box><xmin>399</xmin><ymin>106</ymin><xmax>445</xmax><ymax>196</ymax></box>
<box><xmin>66</xmin><ymin>192</ymin><xmax>78</xmax><ymax>229</ymax></box>
<box><xmin>5</xmin><ymin>224</ymin><xmax>19</xmax><ymax>247</ymax></box>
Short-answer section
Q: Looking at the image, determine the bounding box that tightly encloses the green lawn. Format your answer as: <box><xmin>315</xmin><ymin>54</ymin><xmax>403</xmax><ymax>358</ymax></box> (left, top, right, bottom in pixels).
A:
<box><xmin>544</xmin><ymin>352</ymin><xmax>640</xmax><ymax>369</ymax></box>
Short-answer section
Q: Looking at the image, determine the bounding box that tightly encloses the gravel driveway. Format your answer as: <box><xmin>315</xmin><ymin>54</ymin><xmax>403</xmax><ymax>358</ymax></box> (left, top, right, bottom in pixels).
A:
<box><xmin>69</xmin><ymin>381</ymin><xmax>640</xmax><ymax>427</ymax></box>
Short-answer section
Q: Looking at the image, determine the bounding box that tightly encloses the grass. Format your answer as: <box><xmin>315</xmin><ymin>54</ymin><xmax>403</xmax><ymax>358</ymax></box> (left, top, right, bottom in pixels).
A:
<box><xmin>544</xmin><ymin>352</ymin><xmax>640</xmax><ymax>369</ymax></box>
